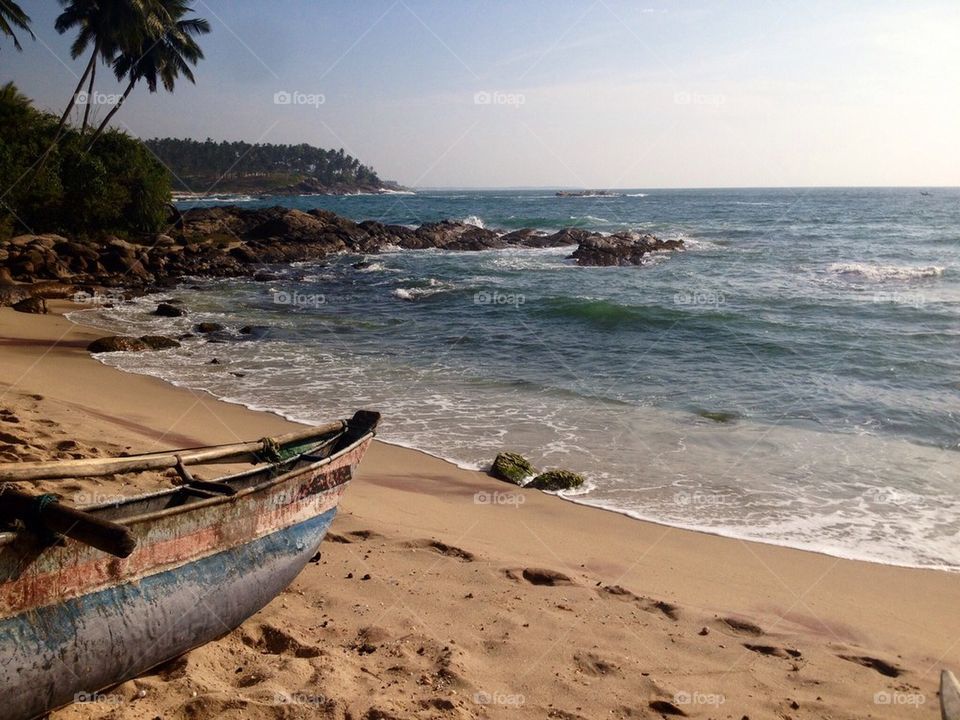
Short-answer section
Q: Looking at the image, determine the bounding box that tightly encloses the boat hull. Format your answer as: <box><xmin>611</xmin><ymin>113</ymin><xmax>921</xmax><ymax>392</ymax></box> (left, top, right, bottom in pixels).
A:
<box><xmin>0</xmin><ymin>434</ymin><xmax>372</xmax><ymax>720</ymax></box>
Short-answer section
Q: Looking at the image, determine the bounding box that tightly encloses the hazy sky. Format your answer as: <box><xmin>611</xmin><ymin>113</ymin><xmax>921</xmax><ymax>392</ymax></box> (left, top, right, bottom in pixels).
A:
<box><xmin>5</xmin><ymin>1</ymin><xmax>959</xmax><ymax>188</ymax></box>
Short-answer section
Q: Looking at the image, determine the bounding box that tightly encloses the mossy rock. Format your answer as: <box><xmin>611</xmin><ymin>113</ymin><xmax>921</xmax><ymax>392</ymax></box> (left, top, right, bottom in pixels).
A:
<box><xmin>697</xmin><ymin>409</ymin><xmax>739</xmax><ymax>423</ymax></box>
<box><xmin>491</xmin><ymin>452</ymin><xmax>536</xmax><ymax>485</ymax></box>
<box><xmin>527</xmin><ymin>470</ymin><xmax>584</xmax><ymax>491</ymax></box>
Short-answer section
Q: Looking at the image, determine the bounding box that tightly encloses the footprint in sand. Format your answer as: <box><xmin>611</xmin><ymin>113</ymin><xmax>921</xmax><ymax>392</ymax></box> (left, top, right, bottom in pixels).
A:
<box><xmin>405</xmin><ymin>539</ymin><xmax>476</xmax><ymax>562</ymax></box>
<box><xmin>597</xmin><ymin>585</ymin><xmax>680</xmax><ymax>620</ymax></box>
<box><xmin>505</xmin><ymin>567</ymin><xmax>576</xmax><ymax>586</ymax></box>
<box><xmin>574</xmin><ymin>651</ymin><xmax>620</xmax><ymax>677</ymax></box>
<box><xmin>838</xmin><ymin>654</ymin><xmax>902</xmax><ymax>677</ymax></box>
<box><xmin>718</xmin><ymin>616</ymin><xmax>765</xmax><ymax>636</ymax></box>
<box><xmin>241</xmin><ymin>624</ymin><xmax>322</xmax><ymax>658</ymax></box>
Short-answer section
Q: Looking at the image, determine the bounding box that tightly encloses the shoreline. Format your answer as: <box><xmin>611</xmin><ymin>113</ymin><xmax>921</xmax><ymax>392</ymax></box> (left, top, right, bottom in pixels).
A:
<box><xmin>3</xmin><ymin>304</ymin><xmax>959</xmax><ymax>718</ymax></box>
<box><xmin>71</xmin><ymin>295</ymin><xmax>956</xmax><ymax>575</ymax></box>
<box><xmin>77</xmin><ymin>332</ymin><xmax>960</xmax><ymax>574</ymax></box>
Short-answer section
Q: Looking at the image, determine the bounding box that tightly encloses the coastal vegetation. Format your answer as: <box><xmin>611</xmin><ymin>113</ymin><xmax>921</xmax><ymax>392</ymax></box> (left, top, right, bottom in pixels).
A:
<box><xmin>0</xmin><ymin>82</ymin><xmax>171</xmax><ymax>238</ymax></box>
<box><xmin>143</xmin><ymin>138</ymin><xmax>387</xmax><ymax>194</ymax></box>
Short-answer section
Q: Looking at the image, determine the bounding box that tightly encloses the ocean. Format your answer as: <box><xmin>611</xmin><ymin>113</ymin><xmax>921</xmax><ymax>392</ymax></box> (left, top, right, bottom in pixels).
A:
<box><xmin>74</xmin><ymin>188</ymin><xmax>960</xmax><ymax>570</ymax></box>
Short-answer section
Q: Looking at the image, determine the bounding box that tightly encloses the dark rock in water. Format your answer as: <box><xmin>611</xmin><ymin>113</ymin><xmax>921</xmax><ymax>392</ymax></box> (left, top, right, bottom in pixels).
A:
<box><xmin>87</xmin><ymin>336</ymin><xmax>150</xmax><ymax>353</ymax></box>
<box><xmin>154</xmin><ymin>302</ymin><xmax>185</xmax><ymax>317</ymax></box>
<box><xmin>571</xmin><ymin>232</ymin><xmax>684</xmax><ymax>266</ymax></box>
<box><xmin>491</xmin><ymin>452</ymin><xmax>536</xmax><ymax>485</ymax></box>
<box><xmin>697</xmin><ymin>409</ymin><xmax>739</xmax><ymax>423</ymax></box>
<box><xmin>12</xmin><ymin>297</ymin><xmax>47</xmax><ymax>314</ymax></box>
<box><xmin>139</xmin><ymin>335</ymin><xmax>181</xmax><ymax>350</ymax></box>
<box><xmin>238</xmin><ymin>325</ymin><xmax>270</xmax><ymax>339</ymax></box>
<box><xmin>527</xmin><ymin>470</ymin><xmax>584</xmax><ymax>491</ymax></box>
<box><xmin>208</xmin><ymin>358</ymin><xmax>221</xmax><ymax>364</ymax></box>
<box><xmin>403</xmin><ymin>221</ymin><xmax>504</xmax><ymax>251</ymax></box>
<box><xmin>500</xmin><ymin>228</ymin><xmax>547</xmax><ymax>246</ymax></box>
<box><xmin>196</xmin><ymin>322</ymin><xmax>224</xmax><ymax>333</ymax></box>
<box><xmin>537</xmin><ymin>227</ymin><xmax>596</xmax><ymax>247</ymax></box>
<box><xmin>252</xmin><ymin>271</ymin><xmax>278</xmax><ymax>282</ymax></box>
<box><xmin>352</xmin><ymin>260</ymin><xmax>372</xmax><ymax>270</ymax></box>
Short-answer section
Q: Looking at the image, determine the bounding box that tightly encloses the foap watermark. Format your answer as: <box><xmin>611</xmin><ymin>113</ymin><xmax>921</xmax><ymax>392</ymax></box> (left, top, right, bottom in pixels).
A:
<box><xmin>674</xmin><ymin>491</ymin><xmax>725</xmax><ymax>508</ymax></box>
<box><xmin>74</xmin><ymin>691</ymin><xmax>123</xmax><ymax>706</ymax></box>
<box><xmin>273</xmin><ymin>90</ymin><xmax>326</xmax><ymax>109</ymax></box>
<box><xmin>674</xmin><ymin>289</ymin><xmax>725</xmax><ymax>307</ymax></box>
<box><xmin>474</xmin><ymin>90</ymin><xmax>525</xmax><ymax>108</ymax></box>
<box><xmin>674</xmin><ymin>90</ymin><xmax>726</xmax><ymax>106</ymax></box>
<box><xmin>71</xmin><ymin>288</ymin><xmax>125</xmax><ymax>306</ymax></box>
<box><xmin>673</xmin><ymin>690</ymin><xmax>726</xmax><ymax>707</ymax></box>
<box><xmin>272</xmin><ymin>289</ymin><xmax>325</xmax><ymax>308</ymax></box>
<box><xmin>76</xmin><ymin>90</ymin><xmax>123</xmax><ymax>107</ymax></box>
<box><xmin>474</xmin><ymin>290</ymin><xmax>525</xmax><ymax>307</ymax></box>
<box><xmin>874</xmin><ymin>690</ymin><xmax>925</xmax><ymax>707</ymax></box>
<box><xmin>73</xmin><ymin>491</ymin><xmax>126</xmax><ymax>506</ymax></box>
<box><xmin>474</xmin><ymin>490</ymin><xmax>525</xmax><ymax>507</ymax></box>
<box><xmin>872</xmin><ymin>291</ymin><xmax>925</xmax><ymax>308</ymax></box>
<box><xmin>473</xmin><ymin>690</ymin><xmax>525</xmax><ymax>707</ymax></box>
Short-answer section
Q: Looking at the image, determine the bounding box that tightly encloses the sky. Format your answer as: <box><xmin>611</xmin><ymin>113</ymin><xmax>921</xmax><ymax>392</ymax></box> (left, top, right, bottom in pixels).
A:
<box><xmin>4</xmin><ymin>0</ymin><xmax>959</xmax><ymax>188</ymax></box>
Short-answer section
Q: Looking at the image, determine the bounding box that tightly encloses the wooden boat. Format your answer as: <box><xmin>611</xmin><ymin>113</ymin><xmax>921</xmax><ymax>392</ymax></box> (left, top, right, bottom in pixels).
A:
<box><xmin>0</xmin><ymin>410</ymin><xmax>379</xmax><ymax>720</ymax></box>
<box><xmin>943</xmin><ymin>669</ymin><xmax>960</xmax><ymax>720</ymax></box>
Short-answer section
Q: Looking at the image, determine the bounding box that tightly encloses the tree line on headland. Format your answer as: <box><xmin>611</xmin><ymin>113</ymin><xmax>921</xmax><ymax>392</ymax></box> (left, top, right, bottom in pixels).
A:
<box><xmin>0</xmin><ymin>1</ymin><xmax>385</xmax><ymax>240</ymax></box>
<box><xmin>143</xmin><ymin>138</ymin><xmax>384</xmax><ymax>194</ymax></box>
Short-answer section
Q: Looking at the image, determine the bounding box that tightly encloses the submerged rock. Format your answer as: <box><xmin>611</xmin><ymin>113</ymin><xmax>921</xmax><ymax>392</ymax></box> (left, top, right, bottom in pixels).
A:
<box><xmin>87</xmin><ymin>336</ymin><xmax>150</xmax><ymax>353</ymax></box>
<box><xmin>527</xmin><ymin>470</ymin><xmax>584</xmax><ymax>491</ymax></box>
<box><xmin>153</xmin><ymin>302</ymin><xmax>185</xmax><ymax>317</ymax></box>
<box><xmin>697</xmin><ymin>409</ymin><xmax>739</xmax><ymax>423</ymax></box>
<box><xmin>196</xmin><ymin>322</ymin><xmax>223</xmax><ymax>333</ymax></box>
<box><xmin>491</xmin><ymin>452</ymin><xmax>536</xmax><ymax>485</ymax></box>
<box><xmin>139</xmin><ymin>335</ymin><xmax>181</xmax><ymax>350</ymax></box>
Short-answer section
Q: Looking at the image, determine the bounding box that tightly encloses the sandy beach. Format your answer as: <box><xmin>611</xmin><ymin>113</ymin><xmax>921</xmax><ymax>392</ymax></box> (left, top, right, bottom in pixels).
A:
<box><xmin>1</xmin><ymin>304</ymin><xmax>957</xmax><ymax>719</ymax></box>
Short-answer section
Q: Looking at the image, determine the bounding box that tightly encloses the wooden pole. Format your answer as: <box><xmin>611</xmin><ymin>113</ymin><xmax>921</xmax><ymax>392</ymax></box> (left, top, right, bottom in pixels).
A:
<box><xmin>0</xmin><ymin>422</ymin><xmax>345</xmax><ymax>482</ymax></box>
<box><xmin>0</xmin><ymin>486</ymin><xmax>137</xmax><ymax>558</ymax></box>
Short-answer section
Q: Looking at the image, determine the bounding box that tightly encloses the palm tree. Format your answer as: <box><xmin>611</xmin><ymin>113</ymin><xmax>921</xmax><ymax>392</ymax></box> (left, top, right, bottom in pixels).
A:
<box><xmin>88</xmin><ymin>0</ymin><xmax>209</xmax><ymax>148</ymax></box>
<box><xmin>0</xmin><ymin>0</ymin><xmax>33</xmax><ymax>51</ymax></box>
<box><xmin>54</xmin><ymin>0</ymin><xmax>161</xmax><ymax>133</ymax></box>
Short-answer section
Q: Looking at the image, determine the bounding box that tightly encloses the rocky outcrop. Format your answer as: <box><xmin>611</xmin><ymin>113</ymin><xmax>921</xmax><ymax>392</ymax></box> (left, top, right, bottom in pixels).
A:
<box><xmin>0</xmin><ymin>206</ymin><xmax>684</xmax><ymax>290</ymax></box>
<box><xmin>570</xmin><ymin>231</ymin><xmax>684</xmax><ymax>266</ymax></box>
<box><xmin>139</xmin><ymin>335</ymin><xmax>181</xmax><ymax>350</ymax></box>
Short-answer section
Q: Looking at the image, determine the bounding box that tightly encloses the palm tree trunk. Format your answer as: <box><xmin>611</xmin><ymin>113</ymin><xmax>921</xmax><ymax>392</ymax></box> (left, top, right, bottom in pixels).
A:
<box><xmin>57</xmin><ymin>48</ymin><xmax>96</xmax><ymax>134</ymax></box>
<box><xmin>27</xmin><ymin>49</ymin><xmax>97</xmax><ymax>183</ymax></box>
<box><xmin>80</xmin><ymin>41</ymin><xmax>99</xmax><ymax>133</ymax></box>
<box><xmin>86</xmin><ymin>78</ymin><xmax>136</xmax><ymax>150</ymax></box>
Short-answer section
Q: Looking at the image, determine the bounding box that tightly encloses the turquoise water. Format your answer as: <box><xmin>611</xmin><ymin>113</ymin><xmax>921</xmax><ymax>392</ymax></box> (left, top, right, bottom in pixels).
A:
<box><xmin>80</xmin><ymin>188</ymin><xmax>960</xmax><ymax>569</ymax></box>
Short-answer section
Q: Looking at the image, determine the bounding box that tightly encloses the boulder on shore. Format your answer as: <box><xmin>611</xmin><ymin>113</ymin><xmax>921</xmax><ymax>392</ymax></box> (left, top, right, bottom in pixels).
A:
<box><xmin>526</xmin><ymin>470</ymin><xmax>585</xmax><ymax>491</ymax></box>
<box><xmin>491</xmin><ymin>452</ymin><xmax>536</xmax><ymax>485</ymax></box>
<box><xmin>87</xmin><ymin>336</ymin><xmax>150</xmax><ymax>353</ymax></box>
<box><xmin>11</xmin><ymin>297</ymin><xmax>47</xmax><ymax>314</ymax></box>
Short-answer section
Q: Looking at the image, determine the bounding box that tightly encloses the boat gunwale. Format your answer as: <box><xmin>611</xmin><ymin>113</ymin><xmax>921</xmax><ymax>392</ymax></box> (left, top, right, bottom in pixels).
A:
<box><xmin>0</xmin><ymin>430</ymin><xmax>374</xmax><ymax>548</ymax></box>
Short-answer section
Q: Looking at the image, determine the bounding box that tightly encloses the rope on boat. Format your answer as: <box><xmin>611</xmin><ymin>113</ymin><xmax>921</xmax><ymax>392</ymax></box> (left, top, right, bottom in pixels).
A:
<box><xmin>256</xmin><ymin>437</ymin><xmax>283</xmax><ymax>464</ymax></box>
